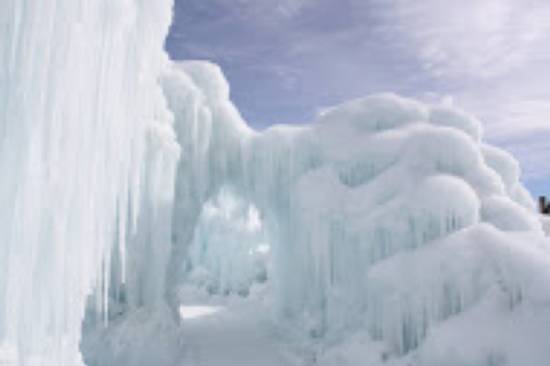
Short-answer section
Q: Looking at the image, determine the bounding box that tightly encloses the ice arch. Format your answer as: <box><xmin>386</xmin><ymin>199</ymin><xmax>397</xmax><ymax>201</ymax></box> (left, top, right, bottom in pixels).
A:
<box><xmin>183</xmin><ymin>186</ymin><xmax>270</xmax><ymax>297</ymax></box>
<box><xmin>159</xmin><ymin>62</ymin><xmax>550</xmax><ymax>365</ymax></box>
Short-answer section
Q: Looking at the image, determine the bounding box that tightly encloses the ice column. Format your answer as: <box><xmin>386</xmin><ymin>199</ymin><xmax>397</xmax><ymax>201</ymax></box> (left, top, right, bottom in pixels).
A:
<box><xmin>0</xmin><ymin>0</ymin><xmax>175</xmax><ymax>364</ymax></box>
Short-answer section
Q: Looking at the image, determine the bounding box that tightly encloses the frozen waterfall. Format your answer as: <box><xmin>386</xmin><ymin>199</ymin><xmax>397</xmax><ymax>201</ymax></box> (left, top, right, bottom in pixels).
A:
<box><xmin>2</xmin><ymin>1</ymin><xmax>550</xmax><ymax>366</ymax></box>
<box><xmin>0</xmin><ymin>0</ymin><xmax>177</xmax><ymax>364</ymax></box>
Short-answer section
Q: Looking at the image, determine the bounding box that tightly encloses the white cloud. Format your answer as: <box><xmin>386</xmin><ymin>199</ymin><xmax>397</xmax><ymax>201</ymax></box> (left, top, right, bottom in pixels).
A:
<box><xmin>488</xmin><ymin>100</ymin><xmax>550</xmax><ymax>140</ymax></box>
<box><xmin>374</xmin><ymin>0</ymin><xmax>550</xmax><ymax>80</ymax></box>
<box><xmin>232</xmin><ymin>0</ymin><xmax>310</xmax><ymax>22</ymax></box>
<box><xmin>503</xmin><ymin>137</ymin><xmax>550</xmax><ymax>180</ymax></box>
<box><xmin>457</xmin><ymin>95</ymin><xmax>550</xmax><ymax>140</ymax></box>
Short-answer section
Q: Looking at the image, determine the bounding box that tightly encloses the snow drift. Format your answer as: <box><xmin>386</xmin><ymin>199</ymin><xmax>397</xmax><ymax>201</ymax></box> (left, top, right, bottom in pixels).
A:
<box><xmin>1</xmin><ymin>1</ymin><xmax>550</xmax><ymax>365</ymax></box>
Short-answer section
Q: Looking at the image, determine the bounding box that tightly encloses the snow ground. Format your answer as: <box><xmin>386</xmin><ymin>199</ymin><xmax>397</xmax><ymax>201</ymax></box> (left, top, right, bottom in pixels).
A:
<box><xmin>178</xmin><ymin>299</ymin><xmax>298</xmax><ymax>366</ymax></box>
<box><xmin>82</xmin><ymin>283</ymin><xmax>307</xmax><ymax>366</ymax></box>
<box><xmin>176</xmin><ymin>291</ymin><xmax>393</xmax><ymax>366</ymax></box>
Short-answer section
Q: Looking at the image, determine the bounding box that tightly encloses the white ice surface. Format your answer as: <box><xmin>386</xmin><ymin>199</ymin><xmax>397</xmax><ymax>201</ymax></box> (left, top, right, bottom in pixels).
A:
<box><xmin>178</xmin><ymin>296</ymin><xmax>296</xmax><ymax>366</ymax></box>
<box><xmin>158</xmin><ymin>61</ymin><xmax>550</xmax><ymax>366</ymax></box>
<box><xmin>0</xmin><ymin>0</ymin><xmax>176</xmax><ymax>364</ymax></box>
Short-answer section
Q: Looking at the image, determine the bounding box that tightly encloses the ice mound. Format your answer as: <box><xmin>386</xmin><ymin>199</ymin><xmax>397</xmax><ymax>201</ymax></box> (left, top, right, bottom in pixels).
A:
<box><xmin>160</xmin><ymin>61</ymin><xmax>550</xmax><ymax>365</ymax></box>
<box><xmin>81</xmin><ymin>306</ymin><xmax>182</xmax><ymax>366</ymax></box>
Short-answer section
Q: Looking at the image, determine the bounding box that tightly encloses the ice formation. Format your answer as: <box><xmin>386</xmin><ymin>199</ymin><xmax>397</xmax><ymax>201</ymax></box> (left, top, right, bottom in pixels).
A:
<box><xmin>2</xmin><ymin>1</ymin><xmax>550</xmax><ymax>365</ymax></box>
<box><xmin>159</xmin><ymin>62</ymin><xmax>550</xmax><ymax>365</ymax></box>
<box><xmin>184</xmin><ymin>187</ymin><xmax>269</xmax><ymax>296</ymax></box>
<box><xmin>0</xmin><ymin>0</ymin><xmax>177</xmax><ymax>364</ymax></box>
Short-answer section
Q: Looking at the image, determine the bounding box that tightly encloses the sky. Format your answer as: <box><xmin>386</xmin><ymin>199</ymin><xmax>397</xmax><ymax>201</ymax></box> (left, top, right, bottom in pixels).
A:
<box><xmin>165</xmin><ymin>0</ymin><xmax>549</xmax><ymax>197</ymax></box>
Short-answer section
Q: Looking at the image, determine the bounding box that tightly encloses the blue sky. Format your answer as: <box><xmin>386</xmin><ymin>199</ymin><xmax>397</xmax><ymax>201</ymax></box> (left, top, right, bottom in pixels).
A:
<box><xmin>166</xmin><ymin>0</ymin><xmax>549</xmax><ymax>196</ymax></box>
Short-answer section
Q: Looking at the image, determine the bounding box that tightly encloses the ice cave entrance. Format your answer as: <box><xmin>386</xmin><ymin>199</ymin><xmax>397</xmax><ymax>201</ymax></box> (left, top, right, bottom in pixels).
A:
<box><xmin>80</xmin><ymin>186</ymin><xmax>275</xmax><ymax>365</ymax></box>
<box><xmin>178</xmin><ymin>186</ymin><xmax>272</xmax><ymax>319</ymax></box>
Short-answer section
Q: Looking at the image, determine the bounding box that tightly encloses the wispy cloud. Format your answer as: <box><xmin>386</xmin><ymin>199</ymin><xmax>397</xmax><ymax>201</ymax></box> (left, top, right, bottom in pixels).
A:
<box><xmin>486</xmin><ymin>101</ymin><xmax>550</xmax><ymax>140</ymax></box>
<box><xmin>373</xmin><ymin>0</ymin><xmax>550</xmax><ymax>80</ymax></box>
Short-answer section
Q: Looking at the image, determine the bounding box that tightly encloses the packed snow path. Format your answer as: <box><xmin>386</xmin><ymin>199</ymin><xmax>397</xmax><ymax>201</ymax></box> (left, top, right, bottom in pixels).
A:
<box><xmin>179</xmin><ymin>301</ymin><xmax>297</xmax><ymax>366</ymax></box>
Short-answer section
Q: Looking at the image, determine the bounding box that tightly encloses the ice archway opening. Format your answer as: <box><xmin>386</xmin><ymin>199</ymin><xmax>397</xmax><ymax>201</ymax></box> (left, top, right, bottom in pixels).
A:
<box><xmin>179</xmin><ymin>186</ymin><xmax>271</xmax><ymax>299</ymax></box>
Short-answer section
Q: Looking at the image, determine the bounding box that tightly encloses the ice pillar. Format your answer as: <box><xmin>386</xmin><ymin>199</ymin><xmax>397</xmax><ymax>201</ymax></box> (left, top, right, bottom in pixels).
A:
<box><xmin>0</xmin><ymin>0</ymin><xmax>175</xmax><ymax>364</ymax></box>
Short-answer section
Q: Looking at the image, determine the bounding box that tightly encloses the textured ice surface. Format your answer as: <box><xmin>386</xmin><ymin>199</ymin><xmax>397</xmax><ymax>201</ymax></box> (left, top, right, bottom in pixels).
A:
<box><xmin>2</xmin><ymin>1</ymin><xmax>550</xmax><ymax>365</ymax></box>
<box><xmin>159</xmin><ymin>62</ymin><xmax>550</xmax><ymax>365</ymax></box>
<box><xmin>185</xmin><ymin>187</ymin><xmax>270</xmax><ymax>296</ymax></box>
<box><xmin>0</xmin><ymin>0</ymin><xmax>176</xmax><ymax>364</ymax></box>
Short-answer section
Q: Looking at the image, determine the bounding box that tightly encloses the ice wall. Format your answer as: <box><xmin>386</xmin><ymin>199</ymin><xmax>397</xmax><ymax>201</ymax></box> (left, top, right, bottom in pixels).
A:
<box><xmin>163</xmin><ymin>62</ymin><xmax>550</xmax><ymax>365</ymax></box>
<box><xmin>0</xmin><ymin>0</ymin><xmax>176</xmax><ymax>364</ymax></box>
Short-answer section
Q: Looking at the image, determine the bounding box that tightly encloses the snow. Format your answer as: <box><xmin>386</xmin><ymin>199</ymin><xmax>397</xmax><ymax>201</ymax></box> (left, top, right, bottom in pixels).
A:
<box><xmin>178</xmin><ymin>297</ymin><xmax>295</xmax><ymax>366</ymax></box>
<box><xmin>179</xmin><ymin>306</ymin><xmax>223</xmax><ymax>320</ymax></box>
<box><xmin>2</xmin><ymin>1</ymin><xmax>550</xmax><ymax>365</ymax></box>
